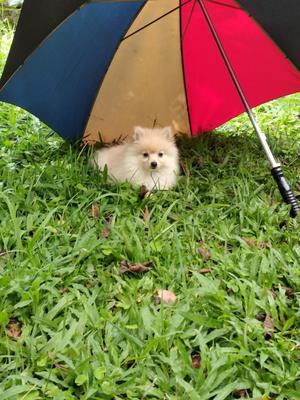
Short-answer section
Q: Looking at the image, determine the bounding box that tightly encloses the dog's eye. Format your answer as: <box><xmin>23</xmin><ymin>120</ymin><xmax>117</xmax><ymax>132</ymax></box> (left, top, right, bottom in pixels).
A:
<box><xmin>143</xmin><ymin>152</ymin><xmax>149</xmax><ymax>158</ymax></box>
<box><xmin>158</xmin><ymin>152</ymin><xmax>164</xmax><ymax>157</ymax></box>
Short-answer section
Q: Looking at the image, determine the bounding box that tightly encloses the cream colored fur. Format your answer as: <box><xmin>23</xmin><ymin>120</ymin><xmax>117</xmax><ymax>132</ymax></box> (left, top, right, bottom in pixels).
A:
<box><xmin>93</xmin><ymin>126</ymin><xmax>180</xmax><ymax>191</ymax></box>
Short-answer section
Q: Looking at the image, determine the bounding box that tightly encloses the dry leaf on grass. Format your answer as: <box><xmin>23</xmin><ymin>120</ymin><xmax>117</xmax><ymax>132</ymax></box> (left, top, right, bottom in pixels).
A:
<box><xmin>100</xmin><ymin>224</ymin><xmax>110</xmax><ymax>239</ymax></box>
<box><xmin>264</xmin><ymin>314</ymin><xmax>275</xmax><ymax>340</ymax></box>
<box><xmin>242</xmin><ymin>237</ymin><xmax>271</xmax><ymax>249</ymax></box>
<box><xmin>274</xmin><ymin>285</ymin><xmax>294</xmax><ymax>298</ymax></box>
<box><xmin>154</xmin><ymin>289</ymin><xmax>177</xmax><ymax>304</ymax></box>
<box><xmin>264</xmin><ymin>314</ymin><xmax>274</xmax><ymax>331</ymax></box>
<box><xmin>255</xmin><ymin>313</ymin><xmax>275</xmax><ymax>340</ymax></box>
<box><xmin>120</xmin><ymin>260</ymin><xmax>152</xmax><ymax>274</ymax></box>
<box><xmin>191</xmin><ymin>353</ymin><xmax>201</xmax><ymax>369</ymax></box>
<box><xmin>242</xmin><ymin>237</ymin><xmax>255</xmax><ymax>246</ymax></box>
<box><xmin>255</xmin><ymin>313</ymin><xmax>266</xmax><ymax>322</ymax></box>
<box><xmin>6</xmin><ymin>317</ymin><xmax>22</xmax><ymax>340</ymax></box>
<box><xmin>198</xmin><ymin>241</ymin><xmax>211</xmax><ymax>262</ymax></box>
<box><xmin>100</xmin><ymin>214</ymin><xmax>113</xmax><ymax>239</ymax></box>
<box><xmin>58</xmin><ymin>287</ymin><xmax>68</xmax><ymax>295</ymax></box>
<box><xmin>199</xmin><ymin>268</ymin><xmax>212</xmax><ymax>274</ymax></box>
<box><xmin>54</xmin><ymin>363</ymin><xmax>69</xmax><ymax>372</ymax></box>
<box><xmin>91</xmin><ymin>203</ymin><xmax>100</xmax><ymax>218</ymax></box>
<box><xmin>143</xmin><ymin>206</ymin><xmax>150</xmax><ymax>229</ymax></box>
<box><xmin>282</xmin><ymin>286</ymin><xmax>294</xmax><ymax>298</ymax></box>
<box><xmin>139</xmin><ymin>185</ymin><xmax>149</xmax><ymax>199</ymax></box>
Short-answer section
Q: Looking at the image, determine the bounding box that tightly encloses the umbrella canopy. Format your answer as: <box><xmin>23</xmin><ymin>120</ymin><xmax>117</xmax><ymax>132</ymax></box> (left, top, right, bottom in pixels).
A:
<box><xmin>0</xmin><ymin>0</ymin><xmax>300</xmax><ymax>143</ymax></box>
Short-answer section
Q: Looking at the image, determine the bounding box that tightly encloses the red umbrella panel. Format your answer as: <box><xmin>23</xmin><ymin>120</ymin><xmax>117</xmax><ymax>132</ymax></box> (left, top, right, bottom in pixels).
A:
<box><xmin>181</xmin><ymin>0</ymin><xmax>300</xmax><ymax>134</ymax></box>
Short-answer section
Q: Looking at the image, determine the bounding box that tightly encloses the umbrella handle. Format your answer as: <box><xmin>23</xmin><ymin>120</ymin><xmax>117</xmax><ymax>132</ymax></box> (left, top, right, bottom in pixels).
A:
<box><xmin>271</xmin><ymin>166</ymin><xmax>299</xmax><ymax>218</ymax></box>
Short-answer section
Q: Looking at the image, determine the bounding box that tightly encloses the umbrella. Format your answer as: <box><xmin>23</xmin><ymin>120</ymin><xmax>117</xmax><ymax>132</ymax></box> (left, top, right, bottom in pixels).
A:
<box><xmin>0</xmin><ymin>0</ymin><xmax>299</xmax><ymax>216</ymax></box>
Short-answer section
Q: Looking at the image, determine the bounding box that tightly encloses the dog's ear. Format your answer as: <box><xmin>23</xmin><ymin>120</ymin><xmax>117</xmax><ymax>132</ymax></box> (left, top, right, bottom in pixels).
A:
<box><xmin>133</xmin><ymin>126</ymin><xmax>145</xmax><ymax>141</ymax></box>
<box><xmin>162</xmin><ymin>126</ymin><xmax>174</xmax><ymax>141</ymax></box>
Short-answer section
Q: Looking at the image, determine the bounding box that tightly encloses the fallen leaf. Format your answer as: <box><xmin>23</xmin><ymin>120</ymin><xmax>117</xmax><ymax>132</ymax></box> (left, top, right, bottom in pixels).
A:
<box><xmin>264</xmin><ymin>315</ymin><xmax>274</xmax><ymax>331</ymax></box>
<box><xmin>274</xmin><ymin>285</ymin><xmax>294</xmax><ymax>298</ymax></box>
<box><xmin>283</xmin><ymin>286</ymin><xmax>294</xmax><ymax>298</ymax></box>
<box><xmin>198</xmin><ymin>242</ymin><xmax>211</xmax><ymax>262</ymax></box>
<box><xmin>100</xmin><ymin>225</ymin><xmax>110</xmax><ymax>239</ymax></box>
<box><xmin>91</xmin><ymin>203</ymin><xmax>100</xmax><ymax>218</ymax></box>
<box><xmin>199</xmin><ymin>268</ymin><xmax>212</xmax><ymax>274</ymax></box>
<box><xmin>100</xmin><ymin>214</ymin><xmax>112</xmax><ymax>239</ymax></box>
<box><xmin>264</xmin><ymin>314</ymin><xmax>275</xmax><ymax>340</ymax></box>
<box><xmin>155</xmin><ymin>289</ymin><xmax>176</xmax><ymax>304</ymax></box>
<box><xmin>54</xmin><ymin>363</ymin><xmax>69</xmax><ymax>372</ymax></box>
<box><xmin>191</xmin><ymin>353</ymin><xmax>201</xmax><ymax>369</ymax></box>
<box><xmin>242</xmin><ymin>237</ymin><xmax>271</xmax><ymax>249</ymax></box>
<box><xmin>58</xmin><ymin>287</ymin><xmax>68</xmax><ymax>294</ymax></box>
<box><xmin>255</xmin><ymin>313</ymin><xmax>266</xmax><ymax>322</ymax></box>
<box><xmin>139</xmin><ymin>185</ymin><xmax>149</xmax><ymax>199</ymax></box>
<box><xmin>6</xmin><ymin>317</ymin><xmax>22</xmax><ymax>340</ymax></box>
<box><xmin>242</xmin><ymin>237</ymin><xmax>256</xmax><ymax>246</ymax></box>
<box><xmin>143</xmin><ymin>206</ymin><xmax>150</xmax><ymax>229</ymax></box>
<box><xmin>120</xmin><ymin>260</ymin><xmax>152</xmax><ymax>274</ymax></box>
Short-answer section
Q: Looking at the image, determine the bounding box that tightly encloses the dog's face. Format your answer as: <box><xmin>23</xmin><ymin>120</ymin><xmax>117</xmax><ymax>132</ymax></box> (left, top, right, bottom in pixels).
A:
<box><xmin>131</xmin><ymin>126</ymin><xmax>177</xmax><ymax>172</ymax></box>
<box><xmin>140</xmin><ymin>149</ymin><xmax>164</xmax><ymax>171</ymax></box>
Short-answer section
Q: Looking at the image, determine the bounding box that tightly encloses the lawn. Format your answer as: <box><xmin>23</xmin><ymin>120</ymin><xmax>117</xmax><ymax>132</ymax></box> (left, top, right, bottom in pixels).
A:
<box><xmin>1</xmin><ymin>17</ymin><xmax>300</xmax><ymax>400</ymax></box>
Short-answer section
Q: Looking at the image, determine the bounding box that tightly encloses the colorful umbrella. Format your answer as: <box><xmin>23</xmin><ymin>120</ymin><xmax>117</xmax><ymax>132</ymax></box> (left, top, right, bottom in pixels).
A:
<box><xmin>0</xmin><ymin>0</ymin><xmax>299</xmax><ymax>215</ymax></box>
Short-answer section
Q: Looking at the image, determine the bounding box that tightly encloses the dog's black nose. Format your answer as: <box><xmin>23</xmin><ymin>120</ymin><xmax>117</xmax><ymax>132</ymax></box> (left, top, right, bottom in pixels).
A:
<box><xmin>150</xmin><ymin>161</ymin><xmax>157</xmax><ymax>169</ymax></box>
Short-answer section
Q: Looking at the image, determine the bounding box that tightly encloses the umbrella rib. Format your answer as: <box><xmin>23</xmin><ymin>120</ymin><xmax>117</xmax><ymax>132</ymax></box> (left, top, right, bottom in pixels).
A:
<box><xmin>179</xmin><ymin>0</ymin><xmax>194</xmax><ymax>135</ymax></box>
<box><xmin>122</xmin><ymin>0</ymin><xmax>239</xmax><ymax>41</ymax></box>
<box><xmin>122</xmin><ymin>0</ymin><xmax>193</xmax><ymax>40</ymax></box>
<box><xmin>181</xmin><ymin>0</ymin><xmax>198</xmax><ymax>40</ymax></box>
<box><xmin>196</xmin><ymin>0</ymin><xmax>278</xmax><ymax>167</ymax></box>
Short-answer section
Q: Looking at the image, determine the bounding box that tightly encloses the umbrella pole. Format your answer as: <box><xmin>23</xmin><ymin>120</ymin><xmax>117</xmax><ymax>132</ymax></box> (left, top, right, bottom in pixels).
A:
<box><xmin>198</xmin><ymin>0</ymin><xmax>299</xmax><ymax>217</ymax></box>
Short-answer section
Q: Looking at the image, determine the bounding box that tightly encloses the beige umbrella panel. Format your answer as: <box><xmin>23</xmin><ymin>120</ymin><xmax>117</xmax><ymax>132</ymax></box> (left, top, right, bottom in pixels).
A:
<box><xmin>83</xmin><ymin>0</ymin><xmax>190</xmax><ymax>144</ymax></box>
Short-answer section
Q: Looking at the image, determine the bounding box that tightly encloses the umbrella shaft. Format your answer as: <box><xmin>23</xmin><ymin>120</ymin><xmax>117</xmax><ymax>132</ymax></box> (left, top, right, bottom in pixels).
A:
<box><xmin>197</xmin><ymin>0</ymin><xmax>279</xmax><ymax>168</ymax></box>
<box><xmin>246</xmin><ymin>110</ymin><xmax>279</xmax><ymax>168</ymax></box>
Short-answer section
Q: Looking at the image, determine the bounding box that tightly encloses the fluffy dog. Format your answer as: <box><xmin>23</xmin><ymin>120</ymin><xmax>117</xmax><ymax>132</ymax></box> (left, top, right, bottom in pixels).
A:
<box><xmin>93</xmin><ymin>126</ymin><xmax>180</xmax><ymax>191</ymax></box>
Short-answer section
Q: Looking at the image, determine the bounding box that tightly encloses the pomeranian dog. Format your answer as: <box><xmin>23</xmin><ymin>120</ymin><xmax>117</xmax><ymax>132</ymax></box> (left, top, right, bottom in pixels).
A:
<box><xmin>93</xmin><ymin>126</ymin><xmax>180</xmax><ymax>191</ymax></box>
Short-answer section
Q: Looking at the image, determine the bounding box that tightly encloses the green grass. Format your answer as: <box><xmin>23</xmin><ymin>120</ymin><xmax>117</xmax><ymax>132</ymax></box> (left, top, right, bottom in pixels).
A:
<box><xmin>1</xmin><ymin>19</ymin><xmax>300</xmax><ymax>400</ymax></box>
